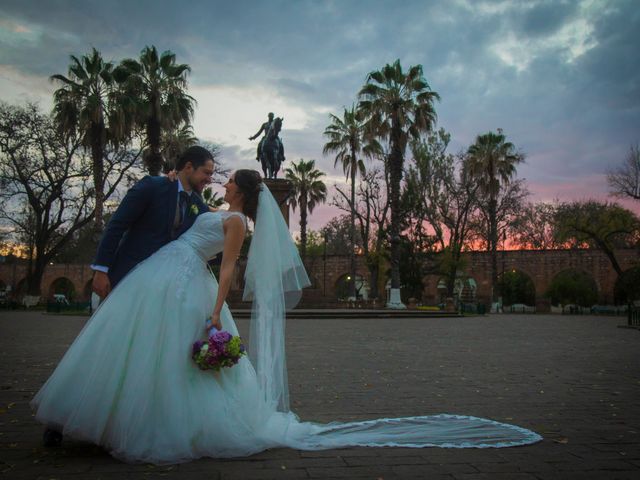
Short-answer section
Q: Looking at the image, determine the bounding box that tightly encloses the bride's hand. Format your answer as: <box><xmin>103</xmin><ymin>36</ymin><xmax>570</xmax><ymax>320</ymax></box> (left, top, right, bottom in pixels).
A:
<box><xmin>208</xmin><ymin>312</ymin><xmax>222</xmax><ymax>333</ymax></box>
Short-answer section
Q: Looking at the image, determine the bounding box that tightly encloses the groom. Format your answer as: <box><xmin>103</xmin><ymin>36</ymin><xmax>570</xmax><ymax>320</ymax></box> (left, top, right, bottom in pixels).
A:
<box><xmin>42</xmin><ymin>145</ymin><xmax>214</xmax><ymax>447</ymax></box>
<box><xmin>91</xmin><ymin>146</ymin><xmax>213</xmax><ymax>298</ymax></box>
<box><xmin>92</xmin><ymin>145</ymin><xmax>214</xmax><ymax>296</ymax></box>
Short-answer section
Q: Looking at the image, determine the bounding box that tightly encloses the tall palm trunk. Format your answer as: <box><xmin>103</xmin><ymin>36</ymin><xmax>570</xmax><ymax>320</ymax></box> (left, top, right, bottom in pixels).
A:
<box><xmin>146</xmin><ymin>93</ymin><xmax>163</xmax><ymax>175</ymax></box>
<box><xmin>488</xmin><ymin>160</ymin><xmax>498</xmax><ymax>304</ymax></box>
<box><xmin>489</xmin><ymin>197</ymin><xmax>499</xmax><ymax>303</ymax></box>
<box><xmin>389</xmin><ymin>122</ymin><xmax>404</xmax><ymax>291</ymax></box>
<box><xmin>90</xmin><ymin>122</ymin><xmax>105</xmax><ymax>240</ymax></box>
<box><xmin>349</xmin><ymin>144</ymin><xmax>357</xmax><ymax>299</ymax></box>
<box><xmin>300</xmin><ymin>190</ymin><xmax>308</xmax><ymax>259</ymax></box>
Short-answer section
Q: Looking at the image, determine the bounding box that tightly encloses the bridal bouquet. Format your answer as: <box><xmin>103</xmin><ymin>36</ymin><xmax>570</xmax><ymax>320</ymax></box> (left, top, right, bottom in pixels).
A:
<box><xmin>192</xmin><ymin>330</ymin><xmax>246</xmax><ymax>371</ymax></box>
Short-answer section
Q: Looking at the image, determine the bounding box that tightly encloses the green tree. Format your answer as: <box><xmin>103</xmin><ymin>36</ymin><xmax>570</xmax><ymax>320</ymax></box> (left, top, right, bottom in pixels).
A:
<box><xmin>115</xmin><ymin>45</ymin><xmax>195</xmax><ymax>175</ymax></box>
<box><xmin>498</xmin><ymin>270</ymin><xmax>536</xmax><ymax>306</ymax></box>
<box><xmin>358</xmin><ymin>59</ymin><xmax>439</xmax><ymax>307</ymax></box>
<box><xmin>0</xmin><ymin>104</ymin><xmax>93</xmax><ymax>295</ymax></box>
<box><xmin>510</xmin><ymin>202</ymin><xmax>560</xmax><ymax>250</ymax></box>
<box><xmin>332</xmin><ymin>168</ymin><xmax>389</xmax><ymax>300</ymax></box>
<box><xmin>398</xmin><ymin>235</ymin><xmax>427</xmax><ymax>302</ymax></box>
<box><xmin>285</xmin><ymin>159</ymin><xmax>328</xmax><ymax>259</ymax></box>
<box><xmin>614</xmin><ymin>267</ymin><xmax>640</xmax><ymax>304</ymax></box>
<box><xmin>323</xmin><ymin>105</ymin><xmax>380</xmax><ymax>299</ymax></box>
<box><xmin>546</xmin><ymin>270</ymin><xmax>598</xmax><ymax>307</ymax></box>
<box><xmin>467</xmin><ymin>129</ymin><xmax>524</xmax><ymax>303</ymax></box>
<box><xmin>321</xmin><ymin>214</ymin><xmax>361</xmax><ymax>255</ymax></box>
<box><xmin>298</xmin><ymin>230</ymin><xmax>325</xmax><ymax>258</ymax></box>
<box><xmin>51</xmin><ymin>48</ymin><xmax>133</xmax><ymax>236</ymax></box>
<box><xmin>53</xmin><ymin>214</ymin><xmax>108</xmax><ymax>264</ymax></box>
<box><xmin>162</xmin><ymin>124</ymin><xmax>198</xmax><ymax>172</ymax></box>
<box><xmin>553</xmin><ymin>200</ymin><xmax>640</xmax><ymax>276</ymax></box>
<box><xmin>404</xmin><ymin>130</ymin><xmax>478</xmax><ymax>299</ymax></box>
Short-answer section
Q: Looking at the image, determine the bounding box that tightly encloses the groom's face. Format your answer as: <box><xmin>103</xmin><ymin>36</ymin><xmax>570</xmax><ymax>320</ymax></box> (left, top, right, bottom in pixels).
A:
<box><xmin>186</xmin><ymin>159</ymin><xmax>215</xmax><ymax>193</ymax></box>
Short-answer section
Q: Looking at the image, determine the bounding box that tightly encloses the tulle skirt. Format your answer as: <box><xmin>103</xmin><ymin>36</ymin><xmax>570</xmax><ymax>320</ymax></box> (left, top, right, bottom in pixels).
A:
<box><xmin>31</xmin><ymin>240</ymin><xmax>287</xmax><ymax>463</ymax></box>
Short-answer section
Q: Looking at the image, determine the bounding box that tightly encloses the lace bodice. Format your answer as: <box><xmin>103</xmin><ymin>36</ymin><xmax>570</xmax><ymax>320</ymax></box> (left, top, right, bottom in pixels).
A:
<box><xmin>177</xmin><ymin>210</ymin><xmax>246</xmax><ymax>261</ymax></box>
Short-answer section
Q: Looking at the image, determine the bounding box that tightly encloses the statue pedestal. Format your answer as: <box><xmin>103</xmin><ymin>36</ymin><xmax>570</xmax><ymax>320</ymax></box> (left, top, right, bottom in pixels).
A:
<box><xmin>264</xmin><ymin>179</ymin><xmax>292</xmax><ymax>227</ymax></box>
<box><xmin>386</xmin><ymin>288</ymin><xmax>407</xmax><ymax>309</ymax></box>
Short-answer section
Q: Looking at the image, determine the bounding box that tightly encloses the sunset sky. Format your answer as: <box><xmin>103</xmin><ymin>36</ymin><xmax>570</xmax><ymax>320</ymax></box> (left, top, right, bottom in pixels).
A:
<box><xmin>1</xmin><ymin>0</ymin><xmax>638</xmax><ymax>235</ymax></box>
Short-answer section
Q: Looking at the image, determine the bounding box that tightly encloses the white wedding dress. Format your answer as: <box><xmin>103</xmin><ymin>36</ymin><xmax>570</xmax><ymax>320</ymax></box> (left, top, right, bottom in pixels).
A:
<box><xmin>32</xmin><ymin>209</ymin><xmax>541</xmax><ymax>464</ymax></box>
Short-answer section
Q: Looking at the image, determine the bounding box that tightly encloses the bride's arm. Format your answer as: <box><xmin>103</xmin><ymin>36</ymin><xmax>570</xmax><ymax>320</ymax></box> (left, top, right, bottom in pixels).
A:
<box><xmin>209</xmin><ymin>216</ymin><xmax>245</xmax><ymax>330</ymax></box>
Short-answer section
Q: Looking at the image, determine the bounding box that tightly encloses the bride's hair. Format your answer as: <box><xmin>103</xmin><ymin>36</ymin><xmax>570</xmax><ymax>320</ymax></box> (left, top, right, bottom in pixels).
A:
<box><xmin>234</xmin><ymin>169</ymin><xmax>263</xmax><ymax>222</ymax></box>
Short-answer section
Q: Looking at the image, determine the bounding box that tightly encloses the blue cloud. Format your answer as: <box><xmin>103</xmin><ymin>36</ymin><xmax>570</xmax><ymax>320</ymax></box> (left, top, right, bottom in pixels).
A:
<box><xmin>0</xmin><ymin>0</ymin><xmax>638</xmax><ymax>222</ymax></box>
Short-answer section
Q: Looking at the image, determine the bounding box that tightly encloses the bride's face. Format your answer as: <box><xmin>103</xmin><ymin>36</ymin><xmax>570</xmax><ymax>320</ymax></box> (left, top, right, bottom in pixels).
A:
<box><xmin>223</xmin><ymin>174</ymin><xmax>242</xmax><ymax>204</ymax></box>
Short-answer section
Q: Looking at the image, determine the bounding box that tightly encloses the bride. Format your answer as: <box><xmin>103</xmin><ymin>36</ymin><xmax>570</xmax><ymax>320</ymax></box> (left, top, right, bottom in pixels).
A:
<box><xmin>31</xmin><ymin>169</ymin><xmax>541</xmax><ymax>464</ymax></box>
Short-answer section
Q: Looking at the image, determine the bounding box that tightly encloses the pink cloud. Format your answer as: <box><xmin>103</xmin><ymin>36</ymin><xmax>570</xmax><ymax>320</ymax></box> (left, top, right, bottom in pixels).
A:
<box><xmin>527</xmin><ymin>174</ymin><xmax>640</xmax><ymax>215</ymax></box>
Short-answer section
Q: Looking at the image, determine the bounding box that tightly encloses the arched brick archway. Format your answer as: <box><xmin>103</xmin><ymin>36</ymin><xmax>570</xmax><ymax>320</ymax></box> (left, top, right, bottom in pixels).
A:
<box><xmin>321</xmin><ymin>254</ymin><xmax>369</xmax><ymax>299</ymax></box>
<box><xmin>48</xmin><ymin>277</ymin><xmax>76</xmax><ymax>301</ymax></box>
<box><xmin>0</xmin><ymin>248</ymin><xmax>637</xmax><ymax>306</ymax></box>
<box><xmin>433</xmin><ymin>275</ymin><xmax>478</xmax><ymax>304</ymax></box>
<box><xmin>497</xmin><ymin>269</ymin><xmax>536</xmax><ymax>306</ymax></box>
<box><xmin>334</xmin><ymin>273</ymin><xmax>368</xmax><ymax>300</ymax></box>
<box><xmin>550</xmin><ymin>268</ymin><xmax>599</xmax><ymax>289</ymax></box>
<box><xmin>546</xmin><ymin>269</ymin><xmax>599</xmax><ymax>307</ymax></box>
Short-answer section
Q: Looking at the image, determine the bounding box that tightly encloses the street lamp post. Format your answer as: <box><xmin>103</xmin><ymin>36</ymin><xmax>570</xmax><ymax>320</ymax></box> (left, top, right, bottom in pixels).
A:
<box><xmin>501</xmin><ymin>230</ymin><xmax>506</xmax><ymax>312</ymax></box>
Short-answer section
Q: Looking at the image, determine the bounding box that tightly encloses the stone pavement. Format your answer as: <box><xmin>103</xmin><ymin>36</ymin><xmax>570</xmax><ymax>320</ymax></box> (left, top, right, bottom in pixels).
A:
<box><xmin>0</xmin><ymin>311</ymin><xmax>638</xmax><ymax>480</ymax></box>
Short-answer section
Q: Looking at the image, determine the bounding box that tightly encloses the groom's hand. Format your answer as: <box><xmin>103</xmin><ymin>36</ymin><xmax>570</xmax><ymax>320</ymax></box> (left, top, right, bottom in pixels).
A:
<box><xmin>92</xmin><ymin>271</ymin><xmax>111</xmax><ymax>299</ymax></box>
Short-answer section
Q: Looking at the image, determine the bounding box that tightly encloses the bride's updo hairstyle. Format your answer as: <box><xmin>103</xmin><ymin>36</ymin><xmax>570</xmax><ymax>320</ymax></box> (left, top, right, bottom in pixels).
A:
<box><xmin>234</xmin><ymin>169</ymin><xmax>263</xmax><ymax>222</ymax></box>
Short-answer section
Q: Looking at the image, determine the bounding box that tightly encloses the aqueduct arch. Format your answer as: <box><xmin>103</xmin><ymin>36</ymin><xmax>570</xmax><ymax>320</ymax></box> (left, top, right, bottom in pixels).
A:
<box><xmin>0</xmin><ymin>249</ymin><xmax>637</xmax><ymax>307</ymax></box>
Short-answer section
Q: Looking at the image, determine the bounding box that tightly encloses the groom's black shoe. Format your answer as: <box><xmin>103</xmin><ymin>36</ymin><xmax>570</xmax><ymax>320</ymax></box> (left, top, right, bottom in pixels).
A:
<box><xmin>42</xmin><ymin>428</ymin><xmax>63</xmax><ymax>447</ymax></box>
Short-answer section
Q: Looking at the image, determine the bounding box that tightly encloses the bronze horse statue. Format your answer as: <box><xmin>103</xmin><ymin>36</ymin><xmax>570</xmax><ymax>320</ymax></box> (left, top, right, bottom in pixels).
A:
<box><xmin>259</xmin><ymin>117</ymin><xmax>285</xmax><ymax>179</ymax></box>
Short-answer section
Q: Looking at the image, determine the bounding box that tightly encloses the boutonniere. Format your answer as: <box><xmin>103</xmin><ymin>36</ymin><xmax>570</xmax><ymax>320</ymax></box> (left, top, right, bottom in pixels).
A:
<box><xmin>189</xmin><ymin>204</ymin><xmax>199</xmax><ymax>216</ymax></box>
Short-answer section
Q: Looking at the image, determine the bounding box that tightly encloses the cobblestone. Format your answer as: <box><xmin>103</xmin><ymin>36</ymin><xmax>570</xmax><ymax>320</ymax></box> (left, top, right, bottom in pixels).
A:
<box><xmin>1</xmin><ymin>311</ymin><xmax>638</xmax><ymax>479</ymax></box>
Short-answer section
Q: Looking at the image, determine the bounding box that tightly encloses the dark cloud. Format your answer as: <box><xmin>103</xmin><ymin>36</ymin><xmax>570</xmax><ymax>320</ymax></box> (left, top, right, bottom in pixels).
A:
<box><xmin>518</xmin><ymin>1</ymin><xmax>579</xmax><ymax>37</ymax></box>
<box><xmin>1</xmin><ymin>0</ymin><xmax>638</xmax><ymax>217</ymax></box>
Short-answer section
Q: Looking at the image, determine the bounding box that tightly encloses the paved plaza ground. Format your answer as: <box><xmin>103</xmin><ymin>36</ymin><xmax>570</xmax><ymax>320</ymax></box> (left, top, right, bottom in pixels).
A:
<box><xmin>0</xmin><ymin>310</ymin><xmax>638</xmax><ymax>479</ymax></box>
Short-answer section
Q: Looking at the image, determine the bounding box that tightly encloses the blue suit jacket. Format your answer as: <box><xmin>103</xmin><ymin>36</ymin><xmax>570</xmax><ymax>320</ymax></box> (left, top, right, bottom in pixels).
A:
<box><xmin>93</xmin><ymin>176</ymin><xmax>209</xmax><ymax>287</ymax></box>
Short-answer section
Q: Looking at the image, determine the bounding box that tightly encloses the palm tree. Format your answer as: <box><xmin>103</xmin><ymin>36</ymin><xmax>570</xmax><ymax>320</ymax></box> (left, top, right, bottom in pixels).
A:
<box><xmin>467</xmin><ymin>129</ymin><xmax>523</xmax><ymax>304</ymax></box>
<box><xmin>284</xmin><ymin>159</ymin><xmax>328</xmax><ymax>259</ymax></box>
<box><xmin>358</xmin><ymin>59</ymin><xmax>439</xmax><ymax>307</ymax></box>
<box><xmin>162</xmin><ymin>124</ymin><xmax>198</xmax><ymax>172</ymax></box>
<box><xmin>323</xmin><ymin>105</ymin><xmax>380</xmax><ymax>300</ymax></box>
<box><xmin>115</xmin><ymin>45</ymin><xmax>195</xmax><ymax>175</ymax></box>
<box><xmin>51</xmin><ymin>47</ymin><xmax>132</xmax><ymax>236</ymax></box>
